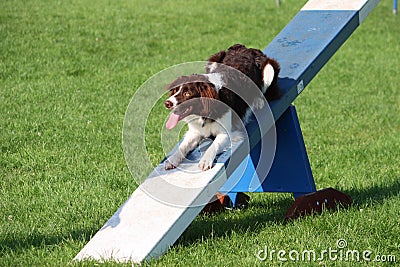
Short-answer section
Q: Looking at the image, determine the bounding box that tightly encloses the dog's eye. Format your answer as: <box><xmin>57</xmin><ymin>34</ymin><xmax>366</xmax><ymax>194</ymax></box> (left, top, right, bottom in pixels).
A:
<box><xmin>184</xmin><ymin>91</ymin><xmax>190</xmax><ymax>97</ymax></box>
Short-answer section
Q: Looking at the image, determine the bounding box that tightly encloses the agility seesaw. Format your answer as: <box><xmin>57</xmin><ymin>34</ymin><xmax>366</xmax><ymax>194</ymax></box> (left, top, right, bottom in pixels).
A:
<box><xmin>74</xmin><ymin>0</ymin><xmax>379</xmax><ymax>263</ymax></box>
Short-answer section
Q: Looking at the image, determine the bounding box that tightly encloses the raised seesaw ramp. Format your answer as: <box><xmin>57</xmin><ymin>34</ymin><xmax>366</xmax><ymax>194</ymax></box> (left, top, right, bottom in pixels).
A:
<box><xmin>74</xmin><ymin>0</ymin><xmax>379</xmax><ymax>263</ymax></box>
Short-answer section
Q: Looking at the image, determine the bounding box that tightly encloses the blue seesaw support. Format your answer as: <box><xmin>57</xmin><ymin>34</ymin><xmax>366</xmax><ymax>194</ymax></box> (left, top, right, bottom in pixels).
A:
<box><xmin>74</xmin><ymin>0</ymin><xmax>379</xmax><ymax>263</ymax></box>
<box><xmin>220</xmin><ymin>105</ymin><xmax>316</xmax><ymax>201</ymax></box>
<box><xmin>220</xmin><ymin>105</ymin><xmax>316</xmax><ymax>196</ymax></box>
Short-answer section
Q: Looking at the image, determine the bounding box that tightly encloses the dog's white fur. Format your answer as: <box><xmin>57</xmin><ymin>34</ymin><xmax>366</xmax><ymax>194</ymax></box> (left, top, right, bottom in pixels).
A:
<box><xmin>164</xmin><ymin>111</ymin><xmax>232</xmax><ymax>170</ymax></box>
<box><xmin>262</xmin><ymin>64</ymin><xmax>275</xmax><ymax>93</ymax></box>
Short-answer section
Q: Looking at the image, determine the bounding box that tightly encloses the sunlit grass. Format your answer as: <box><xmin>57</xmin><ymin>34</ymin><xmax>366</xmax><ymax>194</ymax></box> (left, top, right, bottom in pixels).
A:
<box><xmin>1</xmin><ymin>0</ymin><xmax>399</xmax><ymax>266</ymax></box>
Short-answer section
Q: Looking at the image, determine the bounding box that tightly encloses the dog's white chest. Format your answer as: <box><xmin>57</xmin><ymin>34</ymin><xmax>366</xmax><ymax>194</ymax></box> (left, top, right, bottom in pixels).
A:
<box><xmin>185</xmin><ymin>111</ymin><xmax>231</xmax><ymax>138</ymax></box>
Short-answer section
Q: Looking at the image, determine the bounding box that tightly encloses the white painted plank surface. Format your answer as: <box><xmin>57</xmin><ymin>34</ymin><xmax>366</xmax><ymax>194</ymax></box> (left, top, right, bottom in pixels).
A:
<box><xmin>302</xmin><ymin>0</ymin><xmax>370</xmax><ymax>10</ymax></box>
<box><xmin>302</xmin><ymin>0</ymin><xmax>379</xmax><ymax>31</ymax></box>
<box><xmin>74</xmin><ymin>163</ymin><xmax>227</xmax><ymax>263</ymax></box>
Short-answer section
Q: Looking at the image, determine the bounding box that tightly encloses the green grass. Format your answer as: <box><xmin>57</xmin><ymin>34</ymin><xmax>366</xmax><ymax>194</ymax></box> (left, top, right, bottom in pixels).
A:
<box><xmin>1</xmin><ymin>0</ymin><xmax>399</xmax><ymax>266</ymax></box>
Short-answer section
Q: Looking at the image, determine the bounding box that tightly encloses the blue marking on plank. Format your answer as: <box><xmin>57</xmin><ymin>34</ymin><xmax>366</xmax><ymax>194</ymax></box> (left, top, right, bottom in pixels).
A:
<box><xmin>265</xmin><ymin>10</ymin><xmax>360</xmax><ymax>122</ymax></box>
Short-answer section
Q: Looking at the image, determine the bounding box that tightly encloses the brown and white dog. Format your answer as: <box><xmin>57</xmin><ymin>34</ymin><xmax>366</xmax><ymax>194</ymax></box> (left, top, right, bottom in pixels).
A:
<box><xmin>164</xmin><ymin>44</ymin><xmax>280</xmax><ymax>171</ymax></box>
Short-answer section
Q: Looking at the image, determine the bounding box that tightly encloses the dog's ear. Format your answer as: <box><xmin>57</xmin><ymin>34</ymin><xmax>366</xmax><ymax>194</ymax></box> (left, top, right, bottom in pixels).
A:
<box><xmin>198</xmin><ymin>82</ymin><xmax>219</xmax><ymax>117</ymax></box>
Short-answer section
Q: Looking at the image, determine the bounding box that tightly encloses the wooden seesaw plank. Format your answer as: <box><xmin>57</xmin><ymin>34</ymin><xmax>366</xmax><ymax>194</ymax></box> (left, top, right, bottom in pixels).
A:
<box><xmin>74</xmin><ymin>162</ymin><xmax>228</xmax><ymax>262</ymax></box>
<box><xmin>74</xmin><ymin>0</ymin><xmax>379</xmax><ymax>263</ymax></box>
<box><xmin>266</xmin><ymin>0</ymin><xmax>380</xmax><ymax>123</ymax></box>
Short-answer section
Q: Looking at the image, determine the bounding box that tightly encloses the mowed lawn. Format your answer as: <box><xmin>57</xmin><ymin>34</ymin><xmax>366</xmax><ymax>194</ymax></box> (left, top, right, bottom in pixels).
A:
<box><xmin>1</xmin><ymin>0</ymin><xmax>399</xmax><ymax>266</ymax></box>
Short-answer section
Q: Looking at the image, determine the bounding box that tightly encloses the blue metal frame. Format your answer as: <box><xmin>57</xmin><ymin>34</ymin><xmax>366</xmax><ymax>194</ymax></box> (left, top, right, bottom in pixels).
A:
<box><xmin>220</xmin><ymin>106</ymin><xmax>316</xmax><ymax>205</ymax></box>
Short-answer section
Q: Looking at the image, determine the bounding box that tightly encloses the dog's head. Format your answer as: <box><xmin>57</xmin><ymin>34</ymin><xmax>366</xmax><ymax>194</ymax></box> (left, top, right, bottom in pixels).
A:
<box><xmin>164</xmin><ymin>74</ymin><xmax>221</xmax><ymax>129</ymax></box>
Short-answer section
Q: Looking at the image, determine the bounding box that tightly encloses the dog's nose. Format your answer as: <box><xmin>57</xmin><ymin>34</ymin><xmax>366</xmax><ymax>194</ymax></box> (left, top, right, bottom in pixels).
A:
<box><xmin>165</xmin><ymin>100</ymin><xmax>173</xmax><ymax>109</ymax></box>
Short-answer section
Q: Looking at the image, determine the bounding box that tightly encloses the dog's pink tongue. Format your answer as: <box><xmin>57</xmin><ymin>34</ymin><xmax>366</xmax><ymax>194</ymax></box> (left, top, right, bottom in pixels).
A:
<box><xmin>166</xmin><ymin>113</ymin><xmax>180</xmax><ymax>130</ymax></box>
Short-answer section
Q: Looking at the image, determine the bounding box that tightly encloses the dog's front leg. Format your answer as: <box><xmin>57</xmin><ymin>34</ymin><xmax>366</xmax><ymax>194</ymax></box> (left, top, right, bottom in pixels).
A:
<box><xmin>164</xmin><ymin>130</ymin><xmax>202</xmax><ymax>170</ymax></box>
<box><xmin>199</xmin><ymin>133</ymin><xmax>230</xmax><ymax>171</ymax></box>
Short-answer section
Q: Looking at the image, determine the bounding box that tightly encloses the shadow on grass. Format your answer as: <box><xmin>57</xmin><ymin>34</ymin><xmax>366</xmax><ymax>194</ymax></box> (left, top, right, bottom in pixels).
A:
<box><xmin>177</xmin><ymin>177</ymin><xmax>400</xmax><ymax>246</ymax></box>
<box><xmin>344</xmin><ymin>176</ymin><xmax>400</xmax><ymax>207</ymax></box>
<box><xmin>1</xmin><ymin>178</ymin><xmax>399</xmax><ymax>255</ymax></box>
<box><xmin>176</xmin><ymin>194</ymin><xmax>293</xmax><ymax>247</ymax></box>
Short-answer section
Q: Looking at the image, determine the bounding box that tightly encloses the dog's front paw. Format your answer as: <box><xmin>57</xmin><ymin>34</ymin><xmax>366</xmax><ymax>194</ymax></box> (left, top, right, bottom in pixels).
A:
<box><xmin>164</xmin><ymin>160</ymin><xmax>176</xmax><ymax>170</ymax></box>
<box><xmin>164</xmin><ymin>154</ymin><xmax>182</xmax><ymax>170</ymax></box>
<box><xmin>198</xmin><ymin>151</ymin><xmax>216</xmax><ymax>171</ymax></box>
